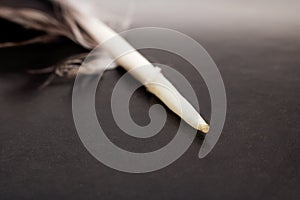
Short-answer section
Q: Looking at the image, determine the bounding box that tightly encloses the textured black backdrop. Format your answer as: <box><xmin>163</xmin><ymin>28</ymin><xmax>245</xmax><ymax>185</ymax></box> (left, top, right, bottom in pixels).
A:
<box><xmin>0</xmin><ymin>16</ymin><xmax>299</xmax><ymax>200</ymax></box>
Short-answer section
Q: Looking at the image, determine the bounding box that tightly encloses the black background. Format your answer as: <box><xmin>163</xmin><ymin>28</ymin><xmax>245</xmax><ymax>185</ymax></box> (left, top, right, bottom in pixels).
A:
<box><xmin>0</xmin><ymin>14</ymin><xmax>299</xmax><ymax>200</ymax></box>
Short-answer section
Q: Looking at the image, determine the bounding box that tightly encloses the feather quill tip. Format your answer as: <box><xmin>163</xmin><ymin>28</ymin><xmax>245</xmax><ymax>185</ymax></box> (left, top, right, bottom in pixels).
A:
<box><xmin>198</xmin><ymin>124</ymin><xmax>210</xmax><ymax>134</ymax></box>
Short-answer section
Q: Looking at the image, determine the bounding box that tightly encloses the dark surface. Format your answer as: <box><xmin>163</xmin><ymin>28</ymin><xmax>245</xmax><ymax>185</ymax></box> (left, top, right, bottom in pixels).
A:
<box><xmin>0</xmin><ymin>20</ymin><xmax>300</xmax><ymax>200</ymax></box>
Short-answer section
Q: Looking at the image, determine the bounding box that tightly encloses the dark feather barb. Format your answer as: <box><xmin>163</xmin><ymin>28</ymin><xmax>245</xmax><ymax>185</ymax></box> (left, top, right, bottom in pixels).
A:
<box><xmin>0</xmin><ymin>34</ymin><xmax>58</xmax><ymax>48</ymax></box>
<box><xmin>26</xmin><ymin>52</ymin><xmax>89</xmax><ymax>88</ymax></box>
